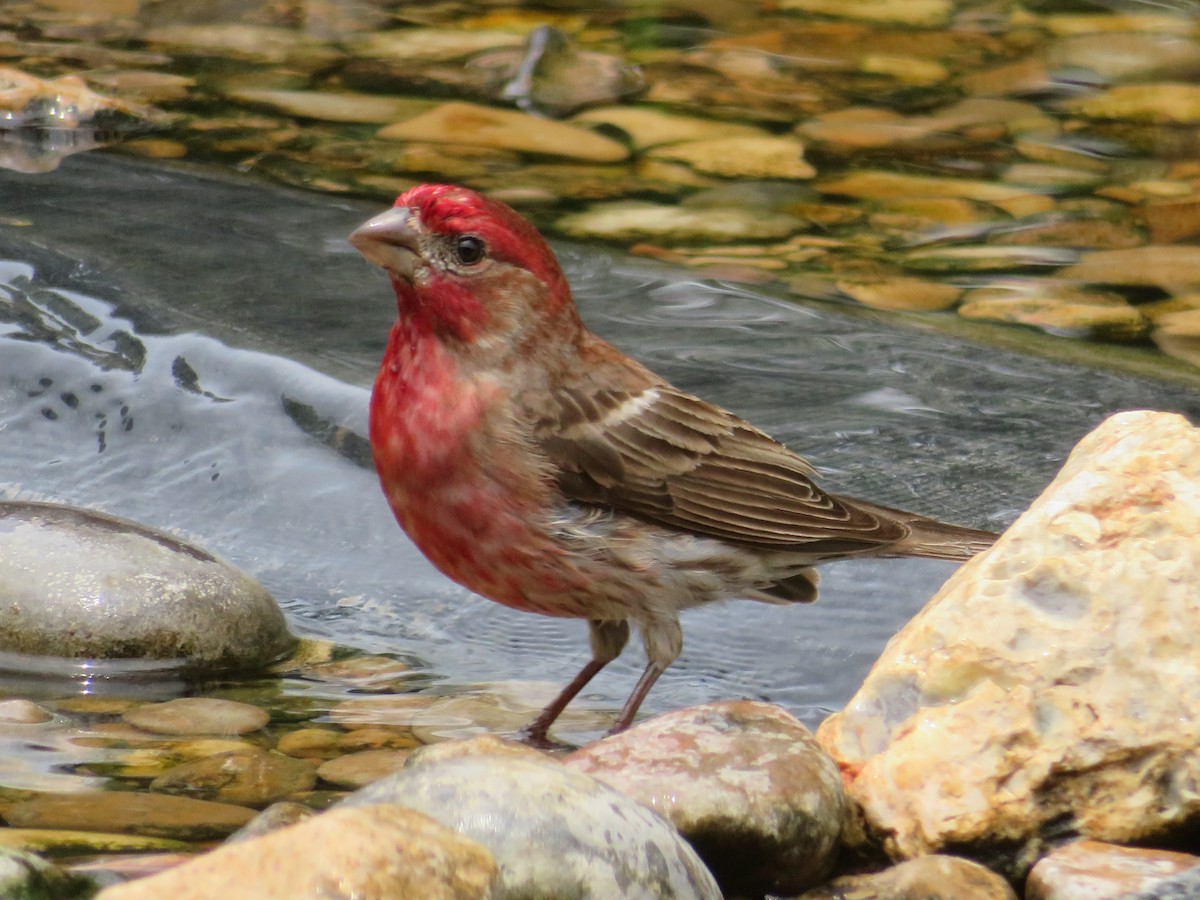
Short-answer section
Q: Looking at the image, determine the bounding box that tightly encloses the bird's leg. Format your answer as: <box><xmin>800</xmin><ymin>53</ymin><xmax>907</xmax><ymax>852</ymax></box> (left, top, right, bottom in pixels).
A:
<box><xmin>520</xmin><ymin>619</ymin><xmax>629</xmax><ymax>748</ymax></box>
<box><xmin>606</xmin><ymin>617</ymin><xmax>683</xmax><ymax>736</ymax></box>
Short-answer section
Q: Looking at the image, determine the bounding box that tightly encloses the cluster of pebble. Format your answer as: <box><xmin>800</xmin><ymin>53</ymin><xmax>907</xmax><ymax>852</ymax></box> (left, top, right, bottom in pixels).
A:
<box><xmin>3</xmin><ymin>0</ymin><xmax>1200</xmax><ymax>373</ymax></box>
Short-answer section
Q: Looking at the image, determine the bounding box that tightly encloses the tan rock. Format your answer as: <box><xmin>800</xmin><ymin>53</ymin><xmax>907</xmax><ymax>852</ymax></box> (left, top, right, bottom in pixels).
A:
<box><xmin>96</xmin><ymin>805</ymin><xmax>498</xmax><ymax>900</ymax></box>
<box><xmin>4</xmin><ymin>791</ymin><xmax>254</xmax><ymax>840</ymax></box>
<box><xmin>150</xmin><ymin>749</ymin><xmax>316</xmax><ymax>806</ymax></box>
<box><xmin>572</xmin><ymin>106</ymin><xmax>766</xmax><ymax>150</ymax></box>
<box><xmin>836</xmin><ymin>277</ymin><xmax>962</xmax><ymax>311</ymax></box>
<box><xmin>1066</xmin><ymin>83</ymin><xmax>1200</xmax><ymax>125</ymax></box>
<box><xmin>557</xmin><ymin>201</ymin><xmax>801</xmax><ymax>244</ymax></box>
<box><xmin>1062</xmin><ymin>245</ymin><xmax>1200</xmax><ymax>292</ymax></box>
<box><xmin>1152</xmin><ymin>308</ymin><xmax>1200</xmax><ymax>367</ymax></box>
<box><xmin>1046</xmin><ymin>33</ymin><xmax>1200</xmax><ymax>83</ymax></box>
<box><xmin>817</xmin><ymin>170</ymin><xmax>1035</xmax><ymax>203</ymax></box>
<box><xmin>818</xmin><ymin>411</ymin><xmax>1200</xmax><ymax>865</ymax></box>
<box><xmin>957</xmin><ymin>286</ymin><xmax>1149</xmax><ymax>341</ymax></box>
<box><xmin>798</xmin><ymin>107</ymin><xmax>926</xmax><ymax>150</ymax></box>
<box><xmin>858</xmin><ymin>54</ymin><xmax>948</xmax><ymax>86</ymax></box>
<box><xmin>648</xmin><ymin>136</ymin><xmax>815</xmax><ymax>180</ymax></box>
<box><xmin>123</xmin><ymin>698</ymin><xmax>269</xmax><ymax>736</ymax></box>
<box><xmin>1043</xmin><ymin>14</ymin><xmax>1195</xmax><ymax>37</ymax></box>
<box><xmin>317</xmin><ymin>749</ymin><xmax>413</xmax><ymax>789</ymax></box>
<box><xmin>1026</xmin><ymin>840</ymin><xmax>1200</xmax><ymax>900</ymax></box>
<box><xmin>349</xmin><ymin>29</ymin><xmax>524</xmax><ymax>63</ymax></box>
<box><xmin>378</xmin><ymin>102</ymin><xmax>629</xmax><ymax>163</ymax></box>
<box><xmin>796</xmin><ymin>854</ymin><xmax>1017</xmax><ymax>899</ymax></box>
<box><xmin>226</xmin><ymin>90</ymin><xmax>432</xmax><ymax>124</ymax></box>
<box><xmin>777</xmin><ymin>0</ymin><xmax>953</xmax><ymax>27</ymax></box>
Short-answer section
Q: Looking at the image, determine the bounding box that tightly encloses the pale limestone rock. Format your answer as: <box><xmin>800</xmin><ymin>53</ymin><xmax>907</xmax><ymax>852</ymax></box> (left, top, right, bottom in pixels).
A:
<box><xmin>566</xmin><ymin>701</ymin><xmax>843</xmax><ymax>897</ymax></box>
<box><xmin>1027</xmin><ymin>840</ymin><xmax>1200</xmax><ymax>900</ymax></box>
<box><xmin>96</xmin><ymin>804</ymin><xmax>498</xmax><ymax>900</ymax></box>
<box><xmin>818</xmin><ymin>411</ymin><xmax>1200</xmax><ymax>867</ymax></box>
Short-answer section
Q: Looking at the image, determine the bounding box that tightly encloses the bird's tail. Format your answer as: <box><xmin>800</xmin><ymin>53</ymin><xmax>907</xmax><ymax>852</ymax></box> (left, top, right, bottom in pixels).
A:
<box><xmin>851</xmin><ymin>497</ymin><xmax>1000</xmax><ymax>562</ymax></box>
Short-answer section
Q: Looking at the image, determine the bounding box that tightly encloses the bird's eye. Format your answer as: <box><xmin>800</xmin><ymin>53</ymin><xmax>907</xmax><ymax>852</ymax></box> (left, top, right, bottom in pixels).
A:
<box><xmin>453</xmin><ymin>235</ymin><xmax>486</xmax><ymax>266</ymax></box>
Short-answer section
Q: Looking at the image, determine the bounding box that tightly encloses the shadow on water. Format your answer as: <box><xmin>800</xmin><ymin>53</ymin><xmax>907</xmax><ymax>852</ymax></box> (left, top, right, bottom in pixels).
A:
<box><xmin>2</xmin><ymin>153</ymin><xmax>1199</xmax><ymax>730</ymax></box>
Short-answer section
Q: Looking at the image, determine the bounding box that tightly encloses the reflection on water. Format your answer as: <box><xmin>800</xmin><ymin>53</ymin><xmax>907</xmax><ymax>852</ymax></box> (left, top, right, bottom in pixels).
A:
<box><xmin>2</xmin><ymin>156</ymin><xmax>1199</xmax><ymax>738</ymax></box>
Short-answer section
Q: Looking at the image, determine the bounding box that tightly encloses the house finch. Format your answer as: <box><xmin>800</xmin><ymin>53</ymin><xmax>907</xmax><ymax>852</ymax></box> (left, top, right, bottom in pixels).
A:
<box><xmin>351</xmin><ymin>184</ymin><xmax>997</xmax><ymax>745</ymax></box>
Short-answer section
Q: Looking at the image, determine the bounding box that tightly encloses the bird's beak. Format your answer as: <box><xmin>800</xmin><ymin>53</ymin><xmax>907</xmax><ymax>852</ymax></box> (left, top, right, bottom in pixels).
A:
<box><xmin>350</xmin><ymin>206</ymin><xmax>420</xmax><ymax>279</ymax></box>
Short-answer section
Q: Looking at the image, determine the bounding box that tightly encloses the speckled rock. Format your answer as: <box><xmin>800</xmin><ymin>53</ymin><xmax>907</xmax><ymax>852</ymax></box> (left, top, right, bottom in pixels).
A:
<box><xmin>1027</xmin><ymin>841</ymin><xmax>1200</xmax><ymax>900</ymax></box>
<box><xmin>792</xmin><ymin>854</ymin><xmax>1017</xmax><ymax>899</ymax></box>
<box><xmin>96</xmin><ymin>804</ymin><xmax>498</xmax><ymax>900</ymax></box>
<box><xmin>0</xmin><ymin>502</ymin><xmax>294</xmax><ymax>671</ymax></box>
<box><xmin>566</xmin><ymin>701</ymin><xmax>843</xmax><ymax>897</ymax></box>
<box><xmin>343</xmin><ymin>742</ymin><xmax>721</xmax><ymax>899</ymax></box>
<box><xmin>818</xmin><ymin>411</ymin><xmax>1200</xmax><ymax>871</ymax></box>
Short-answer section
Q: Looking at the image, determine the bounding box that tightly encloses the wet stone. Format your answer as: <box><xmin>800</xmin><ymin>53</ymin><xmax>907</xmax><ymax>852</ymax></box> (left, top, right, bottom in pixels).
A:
<box><xmin>0</xmin><ymin>846</ymin><xmax>98</xmax><ymax>898</ymax></box>
<box><xmin>1027</xmin><ymin>840</ymin><xmax>1200</xmax><ymax>900</ymax></box>
<box><xmin>317</xmin><ymin>749</ymin><xmax>413</xmax><ymax>790</ymax></box>
<box><xmin>276</xmin><ymin>727</ymin><xmax>343</xmax><ymax>760</ymax></box>
<box><xmin>557</xmin><ymin>201</ymin><xmax>801</xmax><ymax>244</ymax></box>
<box><xmin>343</xmin><ymin>741</ymin><xmax>722</xmax><ymax>899</ymax></box>
<box><xmin>572</xmin><ymin>105</ymin><xmax>766</xmax><ymax>151</ymax></box>
<box><xmin>1066</xmin><ymin>83</ymin><xmax>1200</xmax><ymax>125</ymax></box>
<box><xmin>648</xmin><ymin>135</ymin><xmax>816</xmax><ymax>180</ymax></box>
<box><xmin>0</xmin><ymin>699</ymin><xmax>53</xmax><ymax>724</ymax></box>
<box><xmin>0</xmin><ymin>828</ymin><xmax>191</xmax><ymax>857</ymax></box>
<box><xmin>794</xmin><ymin>854</ymin><xmax>1017</xmax><ymax>899</ymax></box>
<box><xmin>3</xmin><ymin>791</ymin><xmax>255</xmax><ymax>840</ymax></box>
<box><xmin>468</xmin><ymin>25</ymin><xmax>643</xmax><ymax>117</ymax></box>
<box><xmin>1152</xmin><ymin>308</ymin><xmax>1200</xmax><ymax>368</ymax></box>
<box><xmin>567</xmin><ymin>701</ymin><xmax>844</xmax><ymax>897</ymax></box>
<box><xmin>123</xmin><ymin>698</ymin><xmax>270</xmax><ymax>736</ymax></box>
<box><xmin>777</xmin><ymin>0</ymin><xmax>953</xmax><ymax>27</ymax></box>
<box><xmin>150</xmin><ymin>749</ymin><xmax>316</xmax><ymax>807</ymax></box>
<box><xmin>377</xmin><ymin>101</ymin><xmax>629</xmax><ymax>163</ymax></box>
<box><xmin>95</xmin><ymin>804</ymin><xmax>498</xmax><ymax>900</ymax></box>
<box><xmin>901</xmin><ymin>245</ymin><xmax>1079</xmax><ymax>273</ymax></box>
<box><xmin>0</xmin><ymin>501</ymin><xmax>295</xmax><ymax>671</ymax></box>
<box><xmin>224</xmin><ymin>801</ymin><xmax>316</xmax><ymax>844</ymax></box>
<box><xmin>225</xmin><ymin>89</ymin><xmax>433</xmax><ymax>125</ymax></box>
<box><xmin>958</xmin><ymin>286</ymin><xmax>1150</xmax><ymax>341</ymax></box>
<box><xmin>837</xmin><ymin>276</ymin><xmax>962</xmax><ymax>312</ymax></box>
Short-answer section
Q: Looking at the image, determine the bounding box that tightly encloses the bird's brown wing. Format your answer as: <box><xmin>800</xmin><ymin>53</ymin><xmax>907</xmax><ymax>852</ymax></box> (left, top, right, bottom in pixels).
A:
<box><xmin>534</xmin><ymin>381</ymin><xmax>910</xmax><ymax>555</ymax></box>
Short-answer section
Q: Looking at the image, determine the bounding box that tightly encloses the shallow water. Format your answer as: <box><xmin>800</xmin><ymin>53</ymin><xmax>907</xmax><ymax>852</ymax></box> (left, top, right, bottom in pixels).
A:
<box><xmin>3</xmin><ymin>154</ymin><xmax>1197</xmax><ymax>735</ymax></box>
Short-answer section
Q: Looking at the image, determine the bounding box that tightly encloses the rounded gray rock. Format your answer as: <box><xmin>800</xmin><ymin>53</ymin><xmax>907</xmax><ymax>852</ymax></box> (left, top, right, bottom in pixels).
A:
<box><xmin>0</xmin><ymin>501</ymin><xmax>295</xmax><ymax>672</ymax></box>
<box><xmin>343</xmin><ymin>745</ymin><xmax>722</xmax><ymax>899</ymax></box>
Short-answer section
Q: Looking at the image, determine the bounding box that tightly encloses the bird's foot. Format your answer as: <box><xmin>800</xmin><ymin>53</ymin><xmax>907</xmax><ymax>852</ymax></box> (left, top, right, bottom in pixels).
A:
<box><xmin>514</xmin><ymin>725</ymin><xmax>577</xmax><ymax>753</ymax></box>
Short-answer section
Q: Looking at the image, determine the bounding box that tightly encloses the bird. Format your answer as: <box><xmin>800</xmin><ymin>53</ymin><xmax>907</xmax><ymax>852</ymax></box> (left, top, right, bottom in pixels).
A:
<box><xmin>350</xmin><ymin>184</ymin><xmax>997</xmax><ymax>746</ymax></box>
